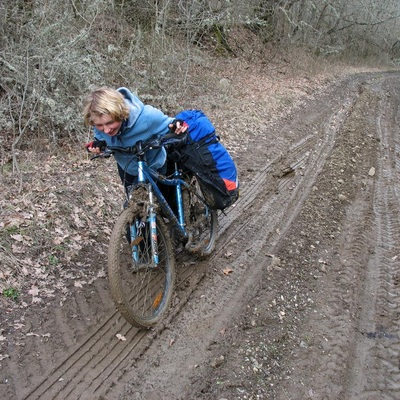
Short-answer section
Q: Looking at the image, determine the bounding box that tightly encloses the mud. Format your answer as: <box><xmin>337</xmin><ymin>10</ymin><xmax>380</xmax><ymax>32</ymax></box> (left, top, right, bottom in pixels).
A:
<box><xmin>1</xmin><ymin>71</ymin><xmax>400</xmax><ymax>400</ymax></box>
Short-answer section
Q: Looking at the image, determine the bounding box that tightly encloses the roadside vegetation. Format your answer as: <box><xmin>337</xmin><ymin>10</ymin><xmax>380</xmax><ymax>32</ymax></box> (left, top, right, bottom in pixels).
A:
<box><xmin>2</xmin><ymin>1</ymin><xmax>400</xmax><ymax>152</ymax></box>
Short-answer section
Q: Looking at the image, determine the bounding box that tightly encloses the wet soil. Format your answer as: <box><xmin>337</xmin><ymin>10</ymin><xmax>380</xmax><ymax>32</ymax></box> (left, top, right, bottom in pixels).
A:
<box><xmin>1</xmin><ymin>69</ymin><xmax>400</xmax><ymax>400</ymax></box>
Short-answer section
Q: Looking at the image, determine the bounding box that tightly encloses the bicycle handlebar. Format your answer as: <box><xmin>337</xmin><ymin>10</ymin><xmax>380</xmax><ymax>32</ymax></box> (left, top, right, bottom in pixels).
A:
<box><xmin>90</xmin><ymin>132</ymin><xmax>187</xmax><ymax>160</ymax></box>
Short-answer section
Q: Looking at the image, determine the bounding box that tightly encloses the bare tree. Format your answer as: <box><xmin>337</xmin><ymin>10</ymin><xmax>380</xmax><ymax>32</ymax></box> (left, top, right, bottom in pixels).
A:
<box><xmin>262</xmin><ymin>0</ymin><xmax>400</xmax><ymax>57</ymax></box>
<box><xmin>1</xmin><ymin>0</ymin><xmax>400</xmax><ymax>178</ymax></box>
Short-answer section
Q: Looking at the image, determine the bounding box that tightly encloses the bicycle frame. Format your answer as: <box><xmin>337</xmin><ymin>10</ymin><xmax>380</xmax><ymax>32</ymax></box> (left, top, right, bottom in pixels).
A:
<box><xmin>95</xmin><ymin>135</ymin><xmax>218</xmax><ymax>328</ymax></box>
<box><xmin>93</xmin><ymin>136</ymin><xmax>211</xmax><ymax>265</ymax></box>
<box><xmin>134</xmin><ymin>159</ymin><xmax>189</xmax><ymax>240</ymax></box>
<box><xmin>126</xmin><ymin>156</ymin><xmax>188</xmax><ymax>267</ymax></box>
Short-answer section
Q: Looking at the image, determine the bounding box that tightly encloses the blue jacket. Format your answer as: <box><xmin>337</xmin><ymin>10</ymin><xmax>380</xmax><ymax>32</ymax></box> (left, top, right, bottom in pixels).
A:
<box><xmin>94</xmin><ymin>87</ymin><xmax>174</xmax><ymax>176</ymax></box>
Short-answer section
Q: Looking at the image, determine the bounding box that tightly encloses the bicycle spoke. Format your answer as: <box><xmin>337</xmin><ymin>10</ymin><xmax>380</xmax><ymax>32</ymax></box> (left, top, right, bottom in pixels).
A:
<box><xmin>108</xmin><ymin>206</ymin><xmax>175</xmax><ymax>328</ymax></box>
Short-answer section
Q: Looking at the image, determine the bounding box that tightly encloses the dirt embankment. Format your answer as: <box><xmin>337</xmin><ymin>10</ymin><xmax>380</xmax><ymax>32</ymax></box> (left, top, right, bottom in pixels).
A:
<box><xmin>1</xmin><ymin>70</ymin><xmax>400</xmax><ymax>400</ymax></box>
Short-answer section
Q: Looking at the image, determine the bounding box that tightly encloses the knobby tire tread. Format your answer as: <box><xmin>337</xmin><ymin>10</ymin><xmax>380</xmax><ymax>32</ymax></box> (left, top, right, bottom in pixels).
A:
<box><xmin>108</xmin><ymin>204</ymin><xmax>175</xmax><ymax>328</ymax></box>
<box><xmin>184</xmin><ymin>177</ymin><xmax>218</xmax><ymax>258</ymax></box>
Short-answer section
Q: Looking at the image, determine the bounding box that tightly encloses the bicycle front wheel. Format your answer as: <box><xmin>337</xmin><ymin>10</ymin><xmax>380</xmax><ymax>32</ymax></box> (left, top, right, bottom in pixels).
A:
<box><xmin>108</xmin><ymin>203</ymin><xmax>175</xmax><ymax>328</ymax></box>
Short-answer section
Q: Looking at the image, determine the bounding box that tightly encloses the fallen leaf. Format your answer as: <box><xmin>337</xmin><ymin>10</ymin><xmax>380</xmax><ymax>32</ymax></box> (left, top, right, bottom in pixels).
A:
<box><xmin>11</xmin><ymin>234</ymin><xmax>24</xmax><ymax>242</ymax></box>
<box><xmin>11</xmin><ymin>244</ymin><xmax>24</xmax><ymax>253</ymax></box>
<box><xmin>32</xmin><ymin>297</ymin><xmax>42</xmax><ymax>303</ymax></box>
<box><xmin>97</xmin><ymin>270</ymin><xmax>106</xmax><ymax>278</ymax></box>
<box><xmin>53</xmin><ymin>237</ymin><xmax>63</xmax><ymax>245</ymax></box>
<box><xmin>21</xmin><ymin>266</ymin><xmax>30</xmax><ymax>275</ymax></box>
<box><xmin>223</xmin><ymin>268</ymin><xmax>233</xmax><ymax>275</ymax></box>
<box><xmin>28</xmin><ymin>286</ymin><xmax>39</xmax><ymax>296</ymax></box>
<box><xmin>4</xmin><ymin>215</ymin><xmax>25</xmax><ymax>227</ymax></box>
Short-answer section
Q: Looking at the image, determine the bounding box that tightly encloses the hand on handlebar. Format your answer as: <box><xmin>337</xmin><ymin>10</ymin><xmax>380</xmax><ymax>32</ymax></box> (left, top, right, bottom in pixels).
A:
<box><xmin>85</xmin><ymin>140</ymin><xmax>107</xmax><ymax>154</ymax></box>
<box><xmin>169</xmin><ymin>119</ymin><xmax>188</xmax><ymax>134</ymax></box>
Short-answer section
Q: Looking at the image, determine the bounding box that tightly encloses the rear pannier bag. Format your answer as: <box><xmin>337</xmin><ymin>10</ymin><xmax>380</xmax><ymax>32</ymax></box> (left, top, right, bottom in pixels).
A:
<box><xmin>168</xmin><ymin>110</ymin><xmax>239</xmax><ymax>210</ymax></box>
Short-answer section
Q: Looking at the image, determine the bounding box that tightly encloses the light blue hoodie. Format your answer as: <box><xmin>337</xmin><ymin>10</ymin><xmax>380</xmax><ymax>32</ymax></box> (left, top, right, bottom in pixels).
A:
<box><xmin>93</xmin><ymin>87</ymin><xmax>174</xmax><ymax>176</ymax></box>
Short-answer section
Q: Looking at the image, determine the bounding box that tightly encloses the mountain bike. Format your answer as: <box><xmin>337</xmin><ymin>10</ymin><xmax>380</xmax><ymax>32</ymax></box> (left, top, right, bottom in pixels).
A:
<box><xmin>92</xmin><ymin>133</ymin><xmax>218</xmax><ymax>328</ymax></box>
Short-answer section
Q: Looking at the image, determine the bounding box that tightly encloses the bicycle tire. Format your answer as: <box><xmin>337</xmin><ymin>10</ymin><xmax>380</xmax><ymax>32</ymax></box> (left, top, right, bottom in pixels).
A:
<box><xmin>183</xmin><ymin>176</ymin><xmax>218</xmax><ymax>258</ymax></box>
<box><xmin>108</xmin><ymin>203</ymin><xmax>175</xmax><ymax>328</ymax></box>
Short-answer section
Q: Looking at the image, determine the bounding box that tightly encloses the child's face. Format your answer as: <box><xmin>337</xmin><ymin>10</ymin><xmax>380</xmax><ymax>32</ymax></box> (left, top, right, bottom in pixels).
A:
<box><xmin>92</xmin><ymin>114</ymin><xmax>122</xmax><ymax>136</ymax></box>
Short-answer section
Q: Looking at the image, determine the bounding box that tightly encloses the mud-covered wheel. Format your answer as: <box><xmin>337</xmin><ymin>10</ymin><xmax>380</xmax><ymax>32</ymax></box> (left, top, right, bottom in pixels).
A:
<box><xmin>183</xmin><ymin>176</ymin><xmax>218</xmax><ymax>258</ymax></box>
<box><xmin>108</xmin><ymin>203</ymin><xmax>175</xmax><ymax>328</ymax></box>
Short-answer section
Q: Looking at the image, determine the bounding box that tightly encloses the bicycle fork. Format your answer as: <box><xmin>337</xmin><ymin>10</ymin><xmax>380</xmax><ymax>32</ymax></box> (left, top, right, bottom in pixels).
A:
<box><xmin>148</xmin><ymin>188</ymin><xmax>159</xmax><ymax>265</ymax></box>
<box><xmin>130</xmin><ymin>186</ymin><xmax>159</xmax><ymax>266</ymax></box>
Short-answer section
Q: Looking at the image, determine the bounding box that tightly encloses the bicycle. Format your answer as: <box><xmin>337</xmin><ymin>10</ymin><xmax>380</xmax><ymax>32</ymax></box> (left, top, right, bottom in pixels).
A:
<box><xmin>91</xmin><ymin>133</ymin><xmax>218</xmax><ymax>328</ymax></box>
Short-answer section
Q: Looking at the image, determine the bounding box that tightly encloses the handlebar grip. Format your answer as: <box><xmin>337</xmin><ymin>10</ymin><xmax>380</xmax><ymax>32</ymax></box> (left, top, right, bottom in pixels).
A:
<box><xmin>107</xmin><ymin>145</ymin><xmax>137</xmax><ymax>153</ymax></box>
<box><xmin>162</xmin><ymin>132</ymin><xmax>188</xmax><ymax>146</ymax></box>
<box><xmin>163</xmin><ymin>132</ymin><xmax>181</xmax><ymax>140</ymax></box>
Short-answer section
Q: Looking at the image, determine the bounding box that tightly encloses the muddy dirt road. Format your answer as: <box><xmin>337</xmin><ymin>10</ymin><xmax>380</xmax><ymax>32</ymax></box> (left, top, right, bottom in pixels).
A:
<box><xmin>1</xmin><ymin>71</ymin><xmax>400</xmax><ymax>399</ymax></box>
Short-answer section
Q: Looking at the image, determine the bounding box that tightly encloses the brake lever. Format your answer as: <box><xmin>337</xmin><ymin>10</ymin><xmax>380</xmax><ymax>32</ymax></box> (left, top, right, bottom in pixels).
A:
<box><xmin>90</xmin><ymin>149</ymin><xmax>114</xmax><ymax>160</ymax></box>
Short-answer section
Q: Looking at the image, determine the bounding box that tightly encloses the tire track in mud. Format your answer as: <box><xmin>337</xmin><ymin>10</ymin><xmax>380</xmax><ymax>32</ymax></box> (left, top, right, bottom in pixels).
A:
<box><xmin>21</xmin><ymin>163</ymin><xmax>282</xmax><ymax>398</ymax></box>
<box><xmin>341</xmin><ymin>78</ymin><xmax>400</xmax><ymax>400</ymax></box>
<box><xmin>271</xmin><ymin>75</ymin><xmax>400</xmax><ymax>400</ymax></box>
<box><xmin>101</xmin><ymin>81</ymin><xmax>366</xmax><ymax>398</ymax></box>
<box><xmin>17</xmin><ymin>77</ymin><xmax>364</xmax><ymax>400</ymax></box>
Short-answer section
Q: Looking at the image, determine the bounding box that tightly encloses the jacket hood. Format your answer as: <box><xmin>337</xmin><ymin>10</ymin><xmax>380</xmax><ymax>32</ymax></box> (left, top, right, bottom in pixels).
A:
<box><xmin>117</xmin><ymin>87</ymin><xmax>144</xmax><ymax>133</ymax></box>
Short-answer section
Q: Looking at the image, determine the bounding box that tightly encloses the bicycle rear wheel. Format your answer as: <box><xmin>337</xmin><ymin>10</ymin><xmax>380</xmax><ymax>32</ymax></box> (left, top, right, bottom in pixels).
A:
<box><xmin>183</xmin><ymin>176</ymin><xmax>218</xmax><ymax>258</ymax></box>
<box><xmin>108</xmin><ymin>203</ymin><xmax>175</xmax><ymax>328</ymax></box>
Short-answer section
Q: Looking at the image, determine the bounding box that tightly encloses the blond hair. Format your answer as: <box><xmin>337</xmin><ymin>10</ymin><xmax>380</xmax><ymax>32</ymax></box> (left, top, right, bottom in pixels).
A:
<box><xmin>83</xmin><ymin>87</ymin><xmax>130</xmax><ymax>126</ymax></box>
